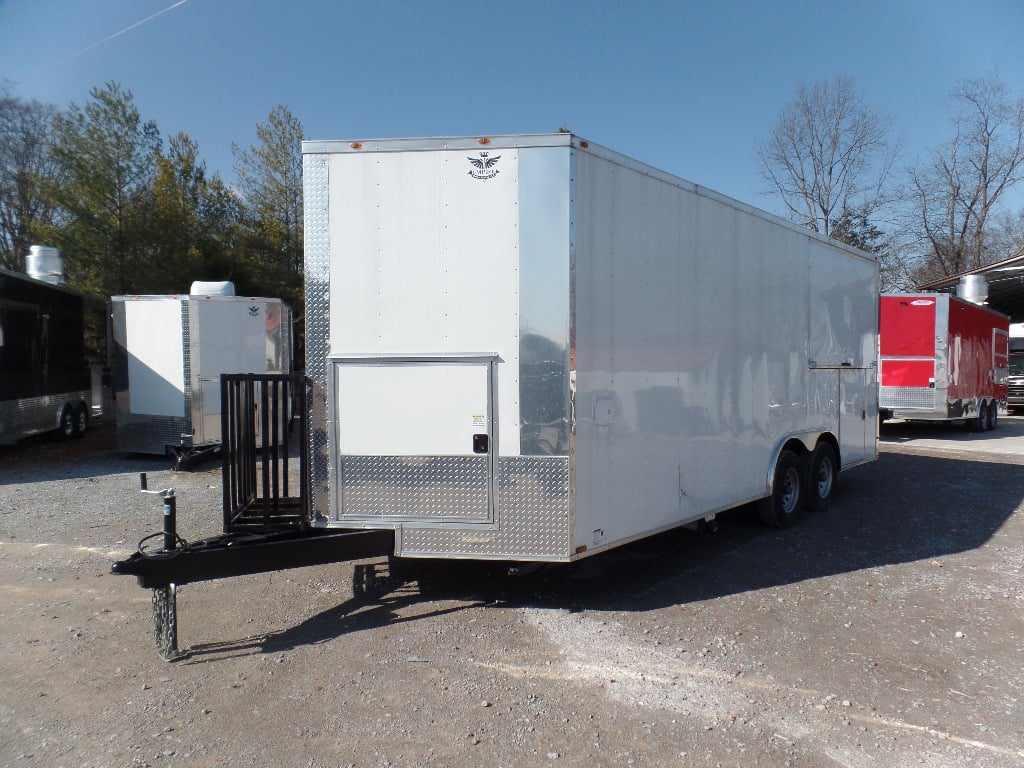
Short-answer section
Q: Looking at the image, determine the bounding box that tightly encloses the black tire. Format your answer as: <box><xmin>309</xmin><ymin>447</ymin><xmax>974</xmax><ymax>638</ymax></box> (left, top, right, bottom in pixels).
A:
<box><xmin>985</xmin><ymin>402</ymin><xmax>998</xmax><ymax>431</ymax></box>
<box><xmin>59</xmin><ymin>405</ymin><xmax>75</xmax><ymax>440</ymax></box>
<box><xmin>804</xmin><ymin>443</ymin><xmax>838</xmax><ymax>512</ymax></box>
<box><xmin>72</xmin><ymin>403</ymin><xmax>88</xmax><ymax>438</ymax></box>
<box><xmin>969</xmin><ymin>403</ymin><xmax>987</xmax><ymax>433</ymax></box>
<box><xmin>758</xmin><ymin>450</ymin><xmax>804</xmax><ymax>529</ymax></box>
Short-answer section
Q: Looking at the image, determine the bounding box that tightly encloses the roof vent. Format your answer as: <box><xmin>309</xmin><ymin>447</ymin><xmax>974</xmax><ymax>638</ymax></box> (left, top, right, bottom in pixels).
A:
<box><xmin>25</xmin><ymin>245</ymin><xmax>65</xmax><ymax>285</ymax></box>
<box><xmin>956</xmin><ymin>274</ymin><xmax>988</xmax><ymax>305</ymax></box>
<box><xmin>189</xmin><ymin>281</ymin><xmax>236</xmax><ymax>296</ymax></box>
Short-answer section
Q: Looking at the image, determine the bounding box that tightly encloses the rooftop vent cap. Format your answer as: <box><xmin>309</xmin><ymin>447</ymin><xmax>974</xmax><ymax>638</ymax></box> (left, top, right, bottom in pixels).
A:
<box><xmin>957</xmin><ymin>274</ymin><xmax>988</xmax><ymax>305</ymax></box>
<box><xmin>25</xmin><ymin>245</ymin><xmax>64</xmax><ymax>285</ymax></box>
<box><xmin>189</xmin><ymin>281</ymin><xmax>236</xmax><ymax>296</ymax></box>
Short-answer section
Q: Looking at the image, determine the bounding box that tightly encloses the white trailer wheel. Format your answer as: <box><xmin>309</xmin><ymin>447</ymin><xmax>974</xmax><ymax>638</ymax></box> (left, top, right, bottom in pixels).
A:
<box><xmin>804</xmin><ymin>443</ymin><xmax>838</xmax><ymax>512</ymax></box>
<box><xmin>759</xmin><ymin>451</ymin><xmax>804</xmax><ymax>529</ymax></box>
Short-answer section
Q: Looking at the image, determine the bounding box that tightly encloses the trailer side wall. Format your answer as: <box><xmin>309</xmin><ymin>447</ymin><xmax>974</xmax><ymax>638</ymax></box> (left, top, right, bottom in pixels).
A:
<box><xmin>0</xmin><ymin>269</ymin><xmax>93</xmax><ymax>443</ymax></box>
<box><xmin>572</xmin><ymin>148</ymin><xmax>877</xmax><ymax>552</ymax></box>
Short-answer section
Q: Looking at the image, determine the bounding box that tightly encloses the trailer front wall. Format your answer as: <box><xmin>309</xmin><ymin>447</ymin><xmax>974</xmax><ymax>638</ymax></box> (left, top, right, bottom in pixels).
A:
<box><xmin>189</xmin><ymin>299</ymin><xmax>291</xmax><ymax>446</ymax></box>
<box><xmin>310</xmin><ymin>140</ymin><xmax>574</xmax><ymax>559</ymax></box>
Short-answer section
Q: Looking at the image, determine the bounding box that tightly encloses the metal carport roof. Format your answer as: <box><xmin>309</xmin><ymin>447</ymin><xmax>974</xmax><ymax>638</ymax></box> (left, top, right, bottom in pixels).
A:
<box><xmin>916</xmin><ymin>251</ymin><xmax>1024</xmax><ymax>322</ymax></box>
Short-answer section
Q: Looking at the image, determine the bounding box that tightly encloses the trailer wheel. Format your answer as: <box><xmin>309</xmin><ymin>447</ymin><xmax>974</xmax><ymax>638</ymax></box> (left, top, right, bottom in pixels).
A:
<box><xmin>72</xmin><ymin>403</ymin><xmax>88</xmax><ymax>438</ymax></box>
<box><xmin>759</xmin><ymin>450</ymin><xmax>804</xmax><ymax>528</ymax></box>
<box><xmin>804</xmin><ymin>443</ymin><xmax>838</xmax><ymax>512</ymax></box>
<box><xmin>969</xmin><ymin>403</ymin><xmax>988</xmax><ymax>433</ymax></box>
<box><xmin>985</xmin><ymin>402</ymin><xmax>998</xmax><ymax>431</ymax></box>
<box><xmin>59</xmin><ymin>405</ymin><xmax>76</xmax><ymax>440</ymax></box>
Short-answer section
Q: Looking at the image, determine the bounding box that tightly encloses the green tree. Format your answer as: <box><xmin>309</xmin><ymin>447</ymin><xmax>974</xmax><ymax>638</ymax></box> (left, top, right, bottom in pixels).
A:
<box><xmin>150</xmin><ymin>132</ymin><xmax>243</xmax><ymax>291</ymax></box>
<box><xmin>831</xmin><ymin>208</ymin><xmax>911</xmax><ymax>291</ymax></box>
<box><xmin>45</xmin><ymin>81</ymin><xmax>161</xmax><ymax>296</ymax></box>
<box><xmin>232</xmin><ymin>104</ymin><xmax>304</xmax><ymax>306</ymax></box>
<box><xmin>0</xmin><ymin>85</ymin><xmax>63</xmax><ymax>272</ymax></box>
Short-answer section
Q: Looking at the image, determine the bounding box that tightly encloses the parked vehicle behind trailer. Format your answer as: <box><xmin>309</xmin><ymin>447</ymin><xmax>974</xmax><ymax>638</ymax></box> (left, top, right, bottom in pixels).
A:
<box><xmin>0</xmin><ymin>247</ymin><xmax>102</xmax><ymax>445</ymax></box>
<box><xmin>879</xmin><ymin>280</ymin><xmax>1009</xmax><ymax>431</ymax></box>
<box><xmin>1008</xmin><ymin>323</ymin><xmax>1024</xmax><ymax>413</ymax></box>
<box><xmin>110</xmin><ymin>283</ymin><xmax>292</xmax><ymax>468</ymax></box>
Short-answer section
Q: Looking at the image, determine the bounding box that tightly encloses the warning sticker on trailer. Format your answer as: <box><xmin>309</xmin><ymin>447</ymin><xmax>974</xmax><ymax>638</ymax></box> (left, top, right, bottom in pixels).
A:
<box><xmin>472</xmin><ymin>414</ymin><xmax>486</xmax><ymax>429</ymax></box>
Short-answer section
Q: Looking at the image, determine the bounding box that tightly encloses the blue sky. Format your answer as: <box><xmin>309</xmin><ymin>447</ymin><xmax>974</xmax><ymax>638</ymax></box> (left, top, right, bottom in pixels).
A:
<box><xmin>1</xmin><ymin>0</ymin><xmax>1023</xmax><ymax>218</ymax></box>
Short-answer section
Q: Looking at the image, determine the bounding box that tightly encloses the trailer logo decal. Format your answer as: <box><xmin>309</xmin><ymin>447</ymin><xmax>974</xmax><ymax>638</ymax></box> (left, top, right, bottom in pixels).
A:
<box><xmin>467</xmin><ymin>152</ymin><xmax>501</xmax><ymax>180</ymax></box>
<box><xmin>910</xmin><ymin>300</ymin><xmax>934</xmax><ymax>306</ymax></box>
<box><xmin>248</xmin><ymin>305</ymin><xmax>260</xmax><ymax>316</ymax></box>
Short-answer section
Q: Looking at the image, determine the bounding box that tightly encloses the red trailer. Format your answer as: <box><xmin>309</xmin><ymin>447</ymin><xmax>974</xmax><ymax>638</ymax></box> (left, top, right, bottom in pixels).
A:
<box><xmin>879</xmin><ymin>293</ymin><xmax>1009</xmax><ymax>430</ymax></box>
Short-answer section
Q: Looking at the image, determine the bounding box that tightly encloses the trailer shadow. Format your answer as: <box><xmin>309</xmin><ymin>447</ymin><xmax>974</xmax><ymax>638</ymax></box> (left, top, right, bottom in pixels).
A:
<box><xmin>175</xmin><ymin>451</ymin><xmax>1023</xmax><ymax>660</ymax></box>
<box><xmin>182</xmin><ymin>575</ymin><xmax>490</xmax><ymax>662</ymax></box>
<box><xmin>518</xmin><ymin>451</ymin><xmax>1023</xmax><ymax>613</ymax></box>
<box><xmin>0</xmin><ymin>421</ymin><xmax>179</xmax><ymax>484</ymax></box>
<box><xmin>880</xmin><ymin>414</ymin><xmax>1024</xmax><ymax>446</ymax></box>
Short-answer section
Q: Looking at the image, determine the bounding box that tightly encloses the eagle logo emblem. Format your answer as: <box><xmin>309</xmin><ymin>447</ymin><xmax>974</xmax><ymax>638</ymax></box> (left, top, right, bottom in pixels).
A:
<box><xmin>467</xmin><ymin>151</ymin><xmax>501</xmax><ymax>180</ymax></box>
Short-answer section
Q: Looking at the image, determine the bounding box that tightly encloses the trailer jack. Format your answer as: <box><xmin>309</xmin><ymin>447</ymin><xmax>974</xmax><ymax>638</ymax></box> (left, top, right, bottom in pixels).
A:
<box><xmin>152</xmin><ymin>584</ymin><xmax>185</xmax><ymax>661</ymax></box>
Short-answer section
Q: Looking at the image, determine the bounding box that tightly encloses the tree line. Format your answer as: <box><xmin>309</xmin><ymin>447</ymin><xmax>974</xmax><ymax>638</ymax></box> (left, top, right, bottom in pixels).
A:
<box><xmin>0</xmin><ymin>80</ymin><xmax>304</xmax><ymax>350</ymax></box>
<box><xmin>756</xmin><ymin>74</ymin><xmax>1024</xmax><ymax>290</ymax></box>
<box><xmin>2</xmin><ymin>75</ymin><xmax>1022</xmax><ymax>337</ymax></box>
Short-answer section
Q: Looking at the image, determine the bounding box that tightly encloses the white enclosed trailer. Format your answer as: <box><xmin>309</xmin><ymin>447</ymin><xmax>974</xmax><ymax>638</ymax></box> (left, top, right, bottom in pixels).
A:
<box><xmin>110</xmin><ymin>290</ymin><xmax>292</xmax><ymax>465</ymax></box>
<box><xmin>301</xmin><ymin>133</ymin><xmax>878</xmax><ymax>562</ymax></box>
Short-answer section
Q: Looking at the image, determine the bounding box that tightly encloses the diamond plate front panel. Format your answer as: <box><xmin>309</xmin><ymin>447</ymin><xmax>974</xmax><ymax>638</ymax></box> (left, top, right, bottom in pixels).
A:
<box><xmin>399</xmin><ymin>457</ymin><xmax>571</xmax><ymax>560</ymax></box>
<box><xmin>116</xmin><ymin>413</ymin><xmax>190</xmax><ymax>454</ymax></box>
<box><xmin>303</xmin><ymin>153</ymin><xmax>331</xmax><ymax>520</ymax></box>
<box><xmin>339</xmin><ymin>455</ymin><xmax>490</xmax><ymax>520</ymax></box>
<box><xmin>879</xmin><ymin>386</ymin><xmax>936</xmax><ymax>410</ymax></box>
<box><xmin>182</xmin><ymin>301</ymin><xmax>195</xmax><ymax>438</ymax></box>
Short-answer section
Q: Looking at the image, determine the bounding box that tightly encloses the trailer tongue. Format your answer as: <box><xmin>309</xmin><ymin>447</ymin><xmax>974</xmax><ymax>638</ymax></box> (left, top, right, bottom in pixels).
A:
<box><xmin>111</xmin><ymin>374</ymin><xmax>394</xmax><ymax>660</ymax></box>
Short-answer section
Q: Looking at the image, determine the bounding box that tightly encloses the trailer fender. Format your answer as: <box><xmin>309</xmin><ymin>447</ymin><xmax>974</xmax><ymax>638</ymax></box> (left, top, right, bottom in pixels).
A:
<box><xmin>762</xmin><ymin>433</ymin><xmax>816</xmax><ymax>495</ymax></box>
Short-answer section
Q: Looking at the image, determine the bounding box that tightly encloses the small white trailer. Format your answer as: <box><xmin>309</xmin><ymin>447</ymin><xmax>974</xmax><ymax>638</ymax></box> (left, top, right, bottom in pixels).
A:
<box><xmin>110</xmin><ymin>286</ymin><xmax>292</xmax><ymax>467</ymax></box>
<box><xmin>299</xmin><ymin>133</ymin><xmax>879</xmax><ymax>560</ymax></box>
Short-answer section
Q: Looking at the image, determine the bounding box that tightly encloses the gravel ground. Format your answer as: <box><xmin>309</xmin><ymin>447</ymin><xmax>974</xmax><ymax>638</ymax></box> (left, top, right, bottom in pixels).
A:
<box><xmin>1</xmin><ymin>419</ymin><xmax>1022</xmax><ymax>767</ymax></box>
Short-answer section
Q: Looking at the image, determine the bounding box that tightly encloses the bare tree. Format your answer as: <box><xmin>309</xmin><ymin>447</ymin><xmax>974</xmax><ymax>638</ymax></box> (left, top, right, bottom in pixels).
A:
<box><xmin>0</xmin><ymin>85</ymin><xmax>63</xmax><ymax>272</ymax></box>
<box><xmin>757</xmin><ymin>77</ymin><xmax>897</xmax><ymax>240</ymax></box>
<box><xmin>909</xmin><ymin>76</ymin><xmax>1024</xmax><ymax>281</ymax></box>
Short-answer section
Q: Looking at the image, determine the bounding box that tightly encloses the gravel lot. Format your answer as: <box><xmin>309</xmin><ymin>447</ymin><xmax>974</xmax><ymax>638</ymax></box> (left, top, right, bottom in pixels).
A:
<box><xmin>1</xmin><ymin>418</ymin><xmax>1022</xmax><ymax>767</ymax></box>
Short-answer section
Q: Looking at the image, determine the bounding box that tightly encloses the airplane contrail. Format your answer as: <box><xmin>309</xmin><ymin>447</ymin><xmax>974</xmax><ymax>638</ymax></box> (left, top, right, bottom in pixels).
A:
<box><xmin>35</xmin><ymin>0</ymin><xmax>191</xmax><ymax>74</ymax></box>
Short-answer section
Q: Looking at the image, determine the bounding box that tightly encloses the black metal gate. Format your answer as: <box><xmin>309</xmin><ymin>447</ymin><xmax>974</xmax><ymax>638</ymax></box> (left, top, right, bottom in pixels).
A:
<box><xmin>221</xmin><ymin>373</ymin><xmax>309</xmax><ymax>532</ymax></box>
